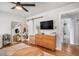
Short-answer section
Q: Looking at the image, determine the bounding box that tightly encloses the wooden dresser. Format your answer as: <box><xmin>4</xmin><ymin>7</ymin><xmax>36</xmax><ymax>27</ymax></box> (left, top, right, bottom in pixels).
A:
<box><xmin>35</xmin><ymin>34</ymin><xmax>56</xmax><ymax>50</ymax></box>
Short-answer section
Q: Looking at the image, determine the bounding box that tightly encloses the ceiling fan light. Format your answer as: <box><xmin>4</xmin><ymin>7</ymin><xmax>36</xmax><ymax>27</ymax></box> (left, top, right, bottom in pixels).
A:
<box><xmin>16</xmin><ymin>6</ymin><xmax>22</xmax><ymax>10</ymax></box>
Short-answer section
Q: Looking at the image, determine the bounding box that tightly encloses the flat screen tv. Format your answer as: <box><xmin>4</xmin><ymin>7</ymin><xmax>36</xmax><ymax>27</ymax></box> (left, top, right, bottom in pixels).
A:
<box><xmin>40</xmin><ymin>20</ymin><xmax>54</xmax><ymax>29</ymax></box>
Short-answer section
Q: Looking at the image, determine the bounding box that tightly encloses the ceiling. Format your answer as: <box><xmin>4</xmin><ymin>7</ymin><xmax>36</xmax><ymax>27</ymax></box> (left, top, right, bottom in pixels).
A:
<box><xmin>0</xmin><ymin>2</ymin><xmax>75</xmax><ymax>18</ymax></box>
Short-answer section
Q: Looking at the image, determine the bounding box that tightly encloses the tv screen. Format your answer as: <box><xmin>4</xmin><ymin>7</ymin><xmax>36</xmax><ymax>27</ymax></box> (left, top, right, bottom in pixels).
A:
<box><xmin>40</xmin><ymin>20</ymin><xmax>53</xmax><ymax>29</ymax></box>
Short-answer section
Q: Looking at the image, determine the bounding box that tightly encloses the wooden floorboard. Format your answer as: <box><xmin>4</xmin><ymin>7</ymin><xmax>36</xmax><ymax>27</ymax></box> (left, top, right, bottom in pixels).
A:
<box><xmin>1</xmin><ymin>42</ymin><xmax>79</xmax><ymax>56</ymax></box>
<box><xmin>62</xmin><ymin>43</ymin><xmax>79</xmax><ymax>56</ymax></box>
<box><xmin>28</xmin><ymin>44</ymin><xmax>67</xmax><ymax>56</ymax></box>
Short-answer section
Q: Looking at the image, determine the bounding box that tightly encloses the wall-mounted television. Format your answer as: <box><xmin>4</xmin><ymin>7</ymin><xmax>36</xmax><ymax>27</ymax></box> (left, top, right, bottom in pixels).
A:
<box><xmin>40</xmin><ymin>20</ymin><xmax>54</xmax><ymax>29</ymax></box>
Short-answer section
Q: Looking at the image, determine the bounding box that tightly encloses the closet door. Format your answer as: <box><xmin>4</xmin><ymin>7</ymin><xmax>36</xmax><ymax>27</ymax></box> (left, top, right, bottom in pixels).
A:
<box><xmin>75</xmin><ymin>19</ymin><xmax>79</xmax><ymax>44</ymax></box>
<box><xmin>63</xmin><ymin>18</ymin><xmax>74</xmax><ymax>44</ymax></box>
<box><xmin>28</xmin><ymin>20</ymin><xmax>34</xmax><ymax>35</ymax></box>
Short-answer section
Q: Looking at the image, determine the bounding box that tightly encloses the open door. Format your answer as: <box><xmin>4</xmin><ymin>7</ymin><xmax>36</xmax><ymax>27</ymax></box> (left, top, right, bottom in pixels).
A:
<box><xmin>11</xmin><ymin>21</ymin><xmax>28</xmax><ymax>43</ymax></box>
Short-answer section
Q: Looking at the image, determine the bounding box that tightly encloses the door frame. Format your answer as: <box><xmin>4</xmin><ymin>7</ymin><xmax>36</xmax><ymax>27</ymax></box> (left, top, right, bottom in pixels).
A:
<box><xmin>59</xmin><ymin>8</ymin><xmax>79</xmax><ymax>45</ymax></box>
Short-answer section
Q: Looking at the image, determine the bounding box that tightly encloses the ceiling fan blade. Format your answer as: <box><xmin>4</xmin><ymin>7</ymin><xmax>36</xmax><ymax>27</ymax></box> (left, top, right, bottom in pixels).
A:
<box><xmin>21</xmin><ymin>6</ymin><xmax>29</xmax><ymax>12</ymax></box>
<box><xmin>11</xmin><ymin>6</ymin><xmax>16</xmax><ymax>9</ymax></box>
<box><xmin>21</xmin><ymin>4</ymin><xmax>35</xmax><ymax>6</ymax></box>
<box><xmin>11</xmin><ymin>2</ymin><xmax>16</xmax><ymax>4</ymax></box>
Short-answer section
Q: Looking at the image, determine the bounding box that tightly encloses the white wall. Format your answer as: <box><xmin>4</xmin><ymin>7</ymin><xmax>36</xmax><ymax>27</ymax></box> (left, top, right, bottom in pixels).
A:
<box><xmin>26</xmin><ymin>3</ymin><xmax>79</xmax><ymax>49</ymax></box>
<box><xmin>0</xmin><ymin>10</ymin><xmax>25</xmax><ymax>35</ymax></box>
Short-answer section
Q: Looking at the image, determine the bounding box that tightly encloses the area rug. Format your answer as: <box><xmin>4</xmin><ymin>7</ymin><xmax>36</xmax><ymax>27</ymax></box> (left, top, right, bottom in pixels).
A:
<box><xmin>0</xmin><ymin>43</ymin><xmax>30</xmax><ymax>56</ymax></box>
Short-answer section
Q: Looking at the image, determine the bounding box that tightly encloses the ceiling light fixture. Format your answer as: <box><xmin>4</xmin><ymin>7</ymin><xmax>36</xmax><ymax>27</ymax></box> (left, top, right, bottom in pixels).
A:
<box><xmin>16</xmin><ymin>5</ymin><xmax>22</xmax><ymax>10</ymax></box>
<box><xmin>11</xmin><ymin>2</ymin><xmax>35</xmax><ymax>12</ymax></box>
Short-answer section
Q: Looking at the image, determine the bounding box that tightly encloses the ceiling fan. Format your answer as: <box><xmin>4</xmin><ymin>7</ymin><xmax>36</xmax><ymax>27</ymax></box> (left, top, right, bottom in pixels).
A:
<box><xmin>11</xmin><ymin>2</ymin><xmax>36</xmax><ymax>12</ymax></box>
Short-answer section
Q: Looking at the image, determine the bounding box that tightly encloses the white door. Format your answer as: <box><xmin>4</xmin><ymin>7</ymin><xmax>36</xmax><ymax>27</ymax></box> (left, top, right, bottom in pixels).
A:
<box><xmin>27</xmin><ymin>20</ymin><xmax>34</xmax><ymax>35</ymax></box>
<box><xmin>74</xmin><ymin>19</ymin><xmax>79</xmax><ymax>44</ymax></box>
<box><xmin>63</xmin><ymin>18</ymin><xmax>74</xmax><ymax>44</ymax></box>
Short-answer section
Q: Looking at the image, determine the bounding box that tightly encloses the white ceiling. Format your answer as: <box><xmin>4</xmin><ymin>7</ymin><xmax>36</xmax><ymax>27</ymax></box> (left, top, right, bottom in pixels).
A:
<box><xmin>0</xmin><ymin>2</ymin><xmax>75</xmax><ymax>18</ymax></box>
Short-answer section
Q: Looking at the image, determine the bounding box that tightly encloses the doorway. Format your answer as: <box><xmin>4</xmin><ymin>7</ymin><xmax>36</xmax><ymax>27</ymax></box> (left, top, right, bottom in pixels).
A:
<box><xmin>11</xmin><ymin>21</ymin><xmax>28</xmax><ymax>43</ymax></box>
<box><xmin>61</xmin><ymin>10</ymin><xmax>79</xmax><ymax>45</ymax></box>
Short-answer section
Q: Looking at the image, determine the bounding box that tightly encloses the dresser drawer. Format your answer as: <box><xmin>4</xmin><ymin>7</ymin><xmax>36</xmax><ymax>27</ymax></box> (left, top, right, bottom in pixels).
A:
<box><xmin>35</xmin><ymin>34</ymin><xmax>56</xmax><ymax>50</ymax></box>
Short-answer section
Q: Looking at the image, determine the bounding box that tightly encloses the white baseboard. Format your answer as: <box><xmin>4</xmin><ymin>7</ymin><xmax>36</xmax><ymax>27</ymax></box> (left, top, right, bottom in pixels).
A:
<box><xmin>56</xmin><ymin>48</ymin><xmax>62</xmax><ymax>51</ymax></box>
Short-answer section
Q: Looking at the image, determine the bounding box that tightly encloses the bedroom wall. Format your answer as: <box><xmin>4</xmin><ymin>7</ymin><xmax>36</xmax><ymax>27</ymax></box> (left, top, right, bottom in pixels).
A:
<box><xmin>0</xmin><ymin>10</ymin><xmax>25</xmax><ymax>35</ymax></box>
<box><xmin>26</xmin><ymin>3</ymin><xmax>79</xmax><ymax>50</ymax></box>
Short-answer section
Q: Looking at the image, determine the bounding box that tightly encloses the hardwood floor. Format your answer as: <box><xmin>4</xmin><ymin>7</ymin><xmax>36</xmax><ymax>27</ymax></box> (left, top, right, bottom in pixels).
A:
<box><xmin>62</xmin><ymin>43</ymin><xmax>79</xmax><ymax>56</ymax></box>
<box><xmin>1</xmin><ymin>42</ymin><xmax>79</xmax><ymax>56</ymax></box>
<box><xmin>28</xmin><ymin>44</ymin><xmax>67</xmax><ymax>56</ymax></box>
<box><xmin>28</xmin><ymin>43</ymin><xmax>79</xmax><ymax>56</ymax></box>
